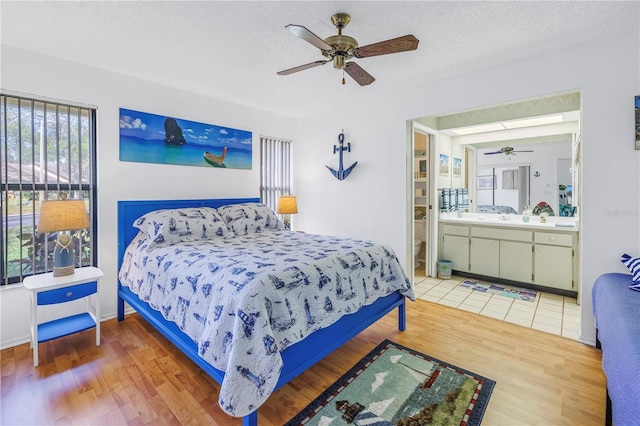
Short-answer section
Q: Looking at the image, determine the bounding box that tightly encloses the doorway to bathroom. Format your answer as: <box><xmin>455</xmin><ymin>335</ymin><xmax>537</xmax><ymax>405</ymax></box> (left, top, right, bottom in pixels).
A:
<box><xmin>406</xmin><ymin>90</ymin><xmax>582</xmax><ymax>339</ymax></box>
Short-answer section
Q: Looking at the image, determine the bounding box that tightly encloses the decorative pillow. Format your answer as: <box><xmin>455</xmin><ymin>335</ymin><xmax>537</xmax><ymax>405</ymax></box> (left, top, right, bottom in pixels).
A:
<box><xmin>217</xmin><ymin>202</ymin><xmax>284</xmax><ymax>236</ymax></box>
<box><xmin>133</xmin><ymin>207</ymin><xmax>232</xmax><ymax>245</ymax></box>
<box><xmin>621</xmin><ymin>253</ymin><xmax>640</xmax><ymax>284</ymax></box>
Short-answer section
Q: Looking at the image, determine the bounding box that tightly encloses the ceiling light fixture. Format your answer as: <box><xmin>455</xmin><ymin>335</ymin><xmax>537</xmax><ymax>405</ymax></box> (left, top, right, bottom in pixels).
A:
<box><xmin>450</xmin><ymin>123</ymin><xmax>505</xmax><ymax>136</ymax></box>
<box><xmin>449</xmin><ymin>114</ymin><xmax>565</xmax><ymax>136</ymax></box>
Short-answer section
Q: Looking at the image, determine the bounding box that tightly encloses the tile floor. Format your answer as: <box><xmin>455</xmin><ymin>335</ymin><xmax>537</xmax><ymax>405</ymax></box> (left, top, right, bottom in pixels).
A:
<box><xmin>413</xmin><ymin>274</ymin><xmax>580</xmax><ymax>340</ymax></box>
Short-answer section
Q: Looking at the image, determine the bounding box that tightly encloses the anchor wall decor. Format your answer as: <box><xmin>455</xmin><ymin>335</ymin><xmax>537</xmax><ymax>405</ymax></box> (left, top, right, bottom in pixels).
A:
<box><xmin>326</xmin><ymin>131</ymin><xmax>358</xmax><ymax>180</ymax></box>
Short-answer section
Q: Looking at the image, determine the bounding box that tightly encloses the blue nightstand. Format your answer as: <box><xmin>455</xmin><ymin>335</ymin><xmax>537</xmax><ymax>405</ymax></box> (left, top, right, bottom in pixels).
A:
<box><xmin>23</xmin><ymin>266</ymin><xmax>103</xmax><ymax>367</ymax></box>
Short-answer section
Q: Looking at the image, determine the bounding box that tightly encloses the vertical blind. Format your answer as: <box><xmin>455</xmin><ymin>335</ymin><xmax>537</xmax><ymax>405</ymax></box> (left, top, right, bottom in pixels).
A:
<box><xmin>260</xmin><ymin>136</ymin><xmax>293</xmax><ymax>217</ymax></box>
<box><xmin>0</xmin><ymin>93</ymin><xmax>97</xmax><ymax>285</ymax></box>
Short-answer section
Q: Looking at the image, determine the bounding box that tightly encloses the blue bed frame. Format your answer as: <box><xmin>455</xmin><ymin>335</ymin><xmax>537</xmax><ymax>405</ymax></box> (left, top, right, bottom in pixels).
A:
<box><xmin>117</xmin><ymin>198</ymin><xmax>407</xmax><ymax>425</ymax></box>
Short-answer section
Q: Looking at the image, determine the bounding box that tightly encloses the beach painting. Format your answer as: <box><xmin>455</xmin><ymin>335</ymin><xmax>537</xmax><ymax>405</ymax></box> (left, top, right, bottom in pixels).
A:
<box><xmin>119</xmin><ymin>108</ymin><xmax>252</xmax><ymax>169</ymax></box>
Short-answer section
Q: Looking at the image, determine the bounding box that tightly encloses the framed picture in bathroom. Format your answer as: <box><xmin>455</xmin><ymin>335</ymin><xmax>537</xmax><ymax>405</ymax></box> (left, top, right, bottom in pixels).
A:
<box><xmin>453</xmin><ymin>157</ymin><xmax>462</xmax><ymax>177</ymax></box>
<box><xmin>439</xmin><ymin>153</ymin><xmax>449</xmax><ymax>176</ymax></box>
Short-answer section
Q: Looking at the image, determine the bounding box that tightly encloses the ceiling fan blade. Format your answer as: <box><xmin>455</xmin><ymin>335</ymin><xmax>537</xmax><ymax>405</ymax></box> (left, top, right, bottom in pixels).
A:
<box><xmin>277</xmin><ymin>60</ymin><xmax>329</xmax><ymax>75</ymax></box>
<box><xmin>285</xmin><ymin>24</ymin><xmax>334</xmax><ymax>52</ymax></box>
<box><xmin>512</xmin><ymin>150</ymin><xmax>534</xmax><ymax>153</ymax></box>
<box><xmin>354</xmin><ymin>34</ymin><xmax>419</xmax><ymax>58</ymax></box>
<box><xmin>484</xmin><ymin>151</ymin><xmax>504</xmax><ymax>155</ymax></box>
<box><xmin>344</xmin><ymin>62</ymin><xmax>375</xmax><ymax>86</ymax></box>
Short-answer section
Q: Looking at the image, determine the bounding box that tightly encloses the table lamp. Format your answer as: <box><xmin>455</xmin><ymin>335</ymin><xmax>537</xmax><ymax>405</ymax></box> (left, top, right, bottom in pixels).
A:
<box><xmin>277</xmin><ymin>195</ymin><xmax>298</xmax><ymax>229</ymax></box>
<box><xmin>36</xmin><ymin>197</ymin><xmax>90</xmax><ymax>277</ymax></box>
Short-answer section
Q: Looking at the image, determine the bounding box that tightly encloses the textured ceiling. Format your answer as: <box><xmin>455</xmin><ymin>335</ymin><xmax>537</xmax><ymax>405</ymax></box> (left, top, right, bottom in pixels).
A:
<box><xmin>1</xmin><ymin>1</ymin><xmax>638</xmax><ymax>118</ymax></box>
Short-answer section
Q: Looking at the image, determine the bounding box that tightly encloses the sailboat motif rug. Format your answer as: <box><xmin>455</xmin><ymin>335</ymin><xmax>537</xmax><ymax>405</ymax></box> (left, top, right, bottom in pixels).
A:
<box><xmin>286</xmin><ymin>340</ymin><xmax>495</xmax><ymax>426</ymax></box>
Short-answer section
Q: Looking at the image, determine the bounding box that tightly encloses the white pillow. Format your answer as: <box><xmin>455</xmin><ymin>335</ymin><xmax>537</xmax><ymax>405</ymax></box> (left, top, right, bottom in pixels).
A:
<box><xmin>621</xmin><ymin>253</ymin><xmax>640</xmax><ymax>284</ymax></box>
<box><xmin>133</xmin><ymin>207</ymin><xmax>232</xmax><ymax>245</ymax></box>
<box><xmin>217</xmin><ymin>202</ymin><xmax>284</xmax><ymax>236</ymax></box>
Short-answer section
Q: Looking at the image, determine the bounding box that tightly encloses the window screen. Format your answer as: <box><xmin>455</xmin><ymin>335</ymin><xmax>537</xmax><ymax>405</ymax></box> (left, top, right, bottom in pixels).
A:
<box><xmin>260</xmin><ymin>136</ymin><xmax>293</xmax><ymax>219</ymax></box>
<box><xmin>1</xmin><ymin>93</ymin><xmax>97</xmax><ymax>285</ymax></box>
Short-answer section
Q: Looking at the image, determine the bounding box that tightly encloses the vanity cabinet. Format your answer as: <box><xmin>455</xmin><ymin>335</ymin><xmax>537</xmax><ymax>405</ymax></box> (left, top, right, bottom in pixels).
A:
<box><xmin>501</xmin><ymin>240</ymin><xmax>534</xmax><ymax>283</ymax></box>
<box><xmin>469</xmin><ymin>227</ymin><xmax>533</xmax><ymax>283</ymax></box>
<box><xmin>441</xmin><ymin>224</ymin><xmax>469</xmax><ymax>272</ymax></box>
<box><xmin>469</xmin><ymin>238</ymin><xmax>499</xmax><ymax>277</ymax></box>
<box><xmin>534</xmin><ymin>232</ymin><xmax>574</xmax><ymax>290</ymax></box>
<box><xmin>438</xmin><ymin>219</ymin><xmax>578</xmax><ymax>294</ymax></box>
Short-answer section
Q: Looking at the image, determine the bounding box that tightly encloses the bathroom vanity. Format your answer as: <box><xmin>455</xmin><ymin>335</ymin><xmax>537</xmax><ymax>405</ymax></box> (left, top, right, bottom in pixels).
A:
<box><xmin>438</xmin><ymin>214</ymin><xmax>579</xmax><ymax>296</ymax></box>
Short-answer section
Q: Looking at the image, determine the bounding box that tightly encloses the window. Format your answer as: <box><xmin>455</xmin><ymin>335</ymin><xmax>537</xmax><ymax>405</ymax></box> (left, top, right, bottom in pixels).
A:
<box><xmin>260</xmin><ymin>136</ymin><xmax>293</xmax><ymax>219</ymax></box>
<box><xmin>1</xmin><ymin>93</ymin><xmax>97</xmax><ymax>285</ymax></box>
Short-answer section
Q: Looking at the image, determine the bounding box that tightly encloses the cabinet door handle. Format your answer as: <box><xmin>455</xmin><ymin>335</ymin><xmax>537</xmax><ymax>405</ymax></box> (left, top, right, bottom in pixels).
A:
<box><xmin>66</xmin><ymin>291</ymin><xmax>73</xmax><ymax>298</ymax></box>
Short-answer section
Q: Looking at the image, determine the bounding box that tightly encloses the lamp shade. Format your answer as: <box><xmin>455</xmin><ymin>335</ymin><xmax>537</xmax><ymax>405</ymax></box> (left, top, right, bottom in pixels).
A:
<box><xmin>277</xmin><ymin>196</ymin><xmax>298</xmax><ymax>215</ymax></box>
<box><xmin>37</xmin><ymin>199</ymin><xmax>90</xmax><ymax>233</ymax></box>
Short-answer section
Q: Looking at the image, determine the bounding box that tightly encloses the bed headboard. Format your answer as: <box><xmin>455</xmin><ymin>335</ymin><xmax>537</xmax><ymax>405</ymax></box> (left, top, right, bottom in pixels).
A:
<box><xmin>117</xmin><ymin>197</ymin><xmax>260</xmax><ymax>270</ymax></box>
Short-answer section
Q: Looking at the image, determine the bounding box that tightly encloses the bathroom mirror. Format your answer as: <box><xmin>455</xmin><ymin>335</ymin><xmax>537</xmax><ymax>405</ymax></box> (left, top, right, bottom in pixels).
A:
<box><xmin>474</xmin><ymin>140</ymin><xmax>572</xmax><ymax>215</ymax></box>
<box><xmin>415</xmin><ymin>91</ymin><xmax>580</xmax><ymax>218</ymax></box>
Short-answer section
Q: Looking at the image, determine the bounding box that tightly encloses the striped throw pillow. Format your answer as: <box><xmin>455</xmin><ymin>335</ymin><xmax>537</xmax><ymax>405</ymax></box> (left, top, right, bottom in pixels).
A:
<box><xmin>621</xmin><ymin>253</ymin><xmax>640</xmax><ymax>284</ymax></box>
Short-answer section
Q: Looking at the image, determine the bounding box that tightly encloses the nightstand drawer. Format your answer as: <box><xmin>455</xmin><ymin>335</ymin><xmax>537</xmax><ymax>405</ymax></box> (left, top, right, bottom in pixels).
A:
<box><xmin>37</xmin><ymin>282</ymin><xmax>97</xmax><ymax>305</ymax></box>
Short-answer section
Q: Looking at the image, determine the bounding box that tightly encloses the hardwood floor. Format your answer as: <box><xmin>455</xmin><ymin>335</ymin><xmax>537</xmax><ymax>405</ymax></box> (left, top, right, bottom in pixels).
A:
<box><xmin>1</xmin><ymin>300</ymin><xmax>605</xmax><ymax>425</ymax></box>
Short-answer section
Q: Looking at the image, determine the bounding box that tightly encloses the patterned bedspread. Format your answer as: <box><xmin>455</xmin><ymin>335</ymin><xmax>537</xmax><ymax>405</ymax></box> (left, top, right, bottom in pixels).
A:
<box><xmin>118</xmin><ymin>229</ymin><xmax>414</xmax><ymax>417</ymax></box>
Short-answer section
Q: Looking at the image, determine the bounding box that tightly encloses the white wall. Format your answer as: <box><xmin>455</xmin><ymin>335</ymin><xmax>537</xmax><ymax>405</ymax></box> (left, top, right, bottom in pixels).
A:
<box><xmin>0</xmin><ymin>46</ymin><xmax>296</xmax><ymax>348</ymax></box>
<box><xmin>295</xmin><ymin>31</ymin><xmax>640</xmax><ymax>345</ymax></box>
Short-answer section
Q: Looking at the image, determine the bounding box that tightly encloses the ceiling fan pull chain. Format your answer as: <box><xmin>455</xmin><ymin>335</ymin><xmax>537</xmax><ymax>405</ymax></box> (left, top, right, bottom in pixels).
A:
<box><xmin>342</xmin><ymin>69</ymin><xmax>346</xmax><ymax>85</ymax></box>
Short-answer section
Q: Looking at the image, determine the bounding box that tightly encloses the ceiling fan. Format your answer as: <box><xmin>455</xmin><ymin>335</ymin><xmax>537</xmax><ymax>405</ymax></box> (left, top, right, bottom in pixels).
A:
<box><xmin>484</xmin><ymin>146</ymin><xmax>534</xmax><ymax>156</ymax></box>
<box><xmin>277</xmin><ymin>13</ymin><xmax>419</xmax><ymax>86</ymax></box>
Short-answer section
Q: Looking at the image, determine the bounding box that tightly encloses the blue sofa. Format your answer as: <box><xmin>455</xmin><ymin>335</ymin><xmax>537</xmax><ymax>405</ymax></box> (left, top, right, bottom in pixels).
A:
<box><xmin>592</xmin><ymin>273</ymin><xmax>640</xmax><ymax>426</ymax></box>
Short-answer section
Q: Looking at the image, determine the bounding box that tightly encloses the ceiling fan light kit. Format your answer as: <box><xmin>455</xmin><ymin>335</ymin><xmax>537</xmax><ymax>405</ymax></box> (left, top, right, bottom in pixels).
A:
<box><xmin>484</xmin><ymin>146</ymin><xmax>534</xmax><ymax>156</ymax></box>
<box><xmin>278</xmin><ymin>13</ymin><xmax>419</xmax><ymax>86</ymax></box>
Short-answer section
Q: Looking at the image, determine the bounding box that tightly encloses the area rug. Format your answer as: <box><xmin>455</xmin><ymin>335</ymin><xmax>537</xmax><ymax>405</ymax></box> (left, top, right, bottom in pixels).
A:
<box><xmin>459</xmin><ymin>279</ymin><xmax>537</xmax><ymax>302</ymax></box>
<box><xmin>286</xmin><ymin>340</ymin><xmax>495</xmax><ymax>426</ymax></box>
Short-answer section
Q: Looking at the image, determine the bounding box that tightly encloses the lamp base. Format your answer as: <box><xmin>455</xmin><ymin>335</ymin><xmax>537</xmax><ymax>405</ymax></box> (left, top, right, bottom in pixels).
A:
<box><xmin>53</xmin><ymin>265</ymin><xmax>75</xmax><ymax>277</ymax></box>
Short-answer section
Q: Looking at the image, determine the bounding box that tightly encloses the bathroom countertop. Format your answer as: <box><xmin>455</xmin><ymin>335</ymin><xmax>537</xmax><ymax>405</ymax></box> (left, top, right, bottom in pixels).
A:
<box><xmin>439</xmin><ymin>213</ymin><xmax>578</xmax><ymax>232</ymax></box>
